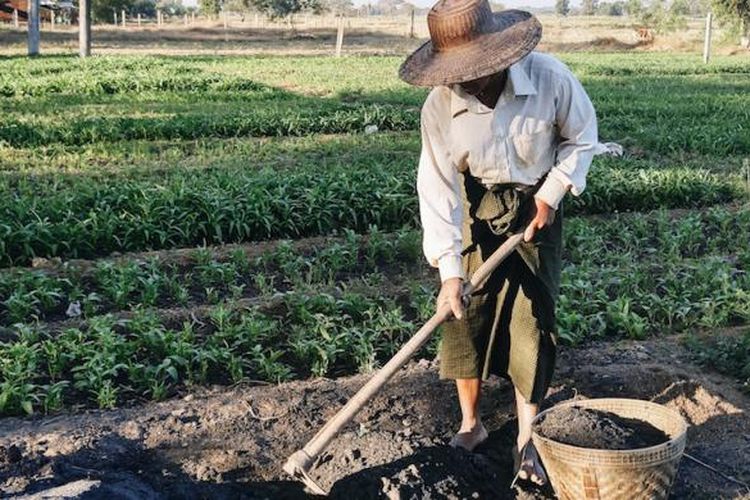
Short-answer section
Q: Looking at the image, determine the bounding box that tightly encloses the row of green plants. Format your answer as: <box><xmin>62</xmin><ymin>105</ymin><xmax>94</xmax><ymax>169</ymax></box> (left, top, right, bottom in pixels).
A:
<box><xmin>3</xmin><ymin>85</ymin><xmax>748</xmax><ymax>156</ymax></box>
<box><xmin>686</xmin><ymin>328</ymin><xmax>750</xmax><ymax>391</ymax></box>
<box><xmin>2</xmin><ymin>155</ymin><xmax>741</xmax><ymax>266</ymax></box>
<box><xmin>1</xmin><ymin>205</ymin><xmax>747</xmax><ymax>326</ymax></box>
<box><xmin>0</xmin><ymin>103</ymin><xmax>417</xmax><ymax>147</ymax></box>
<box><xmin>0</xmin><ymin>288</ymin><xmax>431</xmax><ymax>415</ymax></box>
<box><xmin>2</xmin><ymin>54</ymin><xmax>748</xmax><ymax>98</ymax></box>
<box><xmin>0</xmin><ymin>227</ymin><xmax>422</xmax><ymax>325</ymax></box>
<box><xmin>1</xmin><ymin>248</ymin><xmax>746</xmax><ymax>415</ymax></box>
<box><xmin>1</xmin><ymin>207</ymin><xmax>748</xmax><ymax>415</ymax></box>
<box><xmin>2</xmin><ymin>56</ymin><xmax>748</xmax><ymax>157</ymax></box>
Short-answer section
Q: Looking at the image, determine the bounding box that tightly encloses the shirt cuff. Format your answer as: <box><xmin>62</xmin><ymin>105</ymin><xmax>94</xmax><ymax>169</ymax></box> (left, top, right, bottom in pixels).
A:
<box><xmin>534</xmin><ymin>175</ymin><xmax>568</xmax><ymax>211</ymax></box>
<box><xmin>438</xmin><ymin>254</ymin><xmax>464</xmax><ymax>282</ymax></box>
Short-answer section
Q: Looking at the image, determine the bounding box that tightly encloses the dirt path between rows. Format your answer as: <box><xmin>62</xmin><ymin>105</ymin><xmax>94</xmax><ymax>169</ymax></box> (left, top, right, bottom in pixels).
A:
<box><xmin>1</xmin><ymin>337</ymin><xmax>748</xmax><ymax>499</ymax></box>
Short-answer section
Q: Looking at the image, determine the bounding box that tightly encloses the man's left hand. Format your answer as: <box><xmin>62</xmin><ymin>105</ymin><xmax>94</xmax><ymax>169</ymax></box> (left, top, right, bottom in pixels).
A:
<box><xmin>524</xmin><ymin>198</ymin><xmax>556</xmax><ymax>242</ymax></box>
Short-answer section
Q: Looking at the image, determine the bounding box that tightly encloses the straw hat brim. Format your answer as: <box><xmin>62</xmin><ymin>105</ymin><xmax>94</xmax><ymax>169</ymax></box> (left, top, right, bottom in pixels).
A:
<box><xmin>398</xmin><ymin>9</ymin><xmax>542</xmax><ymax>87</ymax></box>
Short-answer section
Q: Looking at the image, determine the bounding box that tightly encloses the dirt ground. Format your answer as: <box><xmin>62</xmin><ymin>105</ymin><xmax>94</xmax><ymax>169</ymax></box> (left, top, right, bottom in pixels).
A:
<box><xmin>1</xmin><ymin>336</ymin><xmax>748</xmax><ymax>499</ymax></box>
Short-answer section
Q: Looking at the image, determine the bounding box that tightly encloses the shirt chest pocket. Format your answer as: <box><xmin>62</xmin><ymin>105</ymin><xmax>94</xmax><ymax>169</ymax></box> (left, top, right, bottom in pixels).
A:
<box><xmin>509</xmin><ymin>119</ymin><xmax>556</xmax><ymax>168</ymax></box>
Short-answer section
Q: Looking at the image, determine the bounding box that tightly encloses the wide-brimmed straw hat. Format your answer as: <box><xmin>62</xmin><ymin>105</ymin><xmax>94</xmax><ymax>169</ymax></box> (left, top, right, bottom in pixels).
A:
<box><xmin>399</xmin><ymin>0</ymin><xmax>542</xmax><ymax>87</ymax></box>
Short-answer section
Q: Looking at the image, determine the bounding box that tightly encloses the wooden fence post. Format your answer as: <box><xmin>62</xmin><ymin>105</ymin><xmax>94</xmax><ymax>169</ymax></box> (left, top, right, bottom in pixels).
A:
<box><xmin>113</xmin><ymin>11</ymin><xmax>118</xmax><ymax>25</ymax></box>
<box><xmin>13</xmin><ymin>8</ymin><xmax>19</xmax><ymax>27</ymax></box>
<box><xmin>27</xmin><ymin>0</ymin><xmax>40</xmax><ymax>55</ymax></box>
<box><xmin>703</xmin><ymin>12</ymin><xmax>712</xmax><ymax>64</ymax></box>
<box><xmin>335</xmin><ymin>16</ymin><xmax>344</xmax><ymax>57</ymax></box>
<box><xmin>184</xmin><ymin>13</ymin><xmax>188</xmax><ymax>25</ymax></box>
<box><xmin>409</xmin><ymin>8</ymin><xmax>415</xmax><ymax>38</ymax></box>
<box><xmin>191</xmin><ymin>11</ymin><xmax>195</xmax><ymax>24</ymax></box>
<box><xmin>157</xmin><ymin>9</ymin><xmax>162</xmax><ymax>26</ymax></box>
<box><xmin>740</xmin><ymin>17</ymin><xmax>749</xmax><ymax>48</ymax></box>
<box><xmin>79</xmin><ymin>0</ymin><xmax>90</xmax><ymax>56</ymax></box>
<box><xmin>222</xmin><ymin>9</ymin><xmax>228</xmax><ymax>42</ymax></box>
<box><xmin>137</xmin><ymin>13</ymin><xmax>141</xmax><ymax>27</ymax></box>
<box><xmin>121</xmin><ymin>9</ymin><xmax>126</xmax><ymax>26</ymax></box>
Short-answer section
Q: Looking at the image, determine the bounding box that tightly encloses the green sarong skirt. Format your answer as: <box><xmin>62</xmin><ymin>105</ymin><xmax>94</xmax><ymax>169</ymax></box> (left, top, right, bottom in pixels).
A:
<box><xmin>439</xmin><ymin>172</ymin><xmax>562</xmax><ymax>405</ymax></box>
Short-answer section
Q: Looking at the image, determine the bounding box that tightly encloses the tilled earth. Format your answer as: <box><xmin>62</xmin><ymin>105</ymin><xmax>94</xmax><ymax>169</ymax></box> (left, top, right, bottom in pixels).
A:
<box><xmin>1</xmin><ymin>337</ymin><xmax>748</xmax><ymax>499</ymax></box>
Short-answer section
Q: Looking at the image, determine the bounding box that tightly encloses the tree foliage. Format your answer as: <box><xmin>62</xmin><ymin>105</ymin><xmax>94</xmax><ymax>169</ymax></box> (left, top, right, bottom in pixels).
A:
<box><xmin>712</xmin><ymin>0</ymin><xmax>750</xmax><ymax>45</ymax></box>
<box><xmin>91</xmin><ymin>0</ymin><xmax>135</xmax><ymax>22</ymax></box>
<box><xmin>556</xmin><ymin>0</ymin><xmax>571</xmax><ymax>16</ymax></box>
<box><xmin>635</xmin><ymin>0</ymin><xmax>688</xmax><ymax>32</ymax></box>
<box><xmin>199</xmin><ymin>0</ymin><xmax>221</xmax><ymax>18</ymax></box>
<box><xmin>248</xmin><ymin>0</ymin><xmax>324</xmax><ymax>19</ymax></box>
<box><xmin>625</xmin><ymin>0</ymin><xmax>642</xmax><ymax>16</ymax></box>
<box><xmin>597</xmin><ymin>1</ymin><xmax>625</xmax><ymax>15</ymax></box>
<box><xmin>581</xmin><ymin>0</ymin><xmax>599</xmax><ymax>15</ymax></box>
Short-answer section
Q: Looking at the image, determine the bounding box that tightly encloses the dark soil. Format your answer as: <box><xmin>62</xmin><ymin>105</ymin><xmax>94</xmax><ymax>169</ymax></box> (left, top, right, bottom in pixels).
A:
<box><xmin>1</xmin><ymin>337</ymin><xmax>749</xmax><ymax>499</ymax></box>
<box><xmin>535</xmin><ymin>406</ymin><xmax>670</xmax><ymax>450</ymax></box>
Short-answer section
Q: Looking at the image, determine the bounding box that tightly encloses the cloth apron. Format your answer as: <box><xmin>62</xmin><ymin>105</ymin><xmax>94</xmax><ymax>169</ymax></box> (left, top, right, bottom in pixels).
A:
<box><xmin>438</xmin><ymin>172</ymin><xmax>562</xmax><ymax>405</ymax></box>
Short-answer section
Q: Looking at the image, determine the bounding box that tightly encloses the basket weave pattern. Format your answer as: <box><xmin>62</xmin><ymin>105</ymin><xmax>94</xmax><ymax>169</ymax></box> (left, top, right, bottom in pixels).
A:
<box><xmin>531</xmin><ymin>398</ymin><xmax>687</xmax><ymax>500</ymax></box>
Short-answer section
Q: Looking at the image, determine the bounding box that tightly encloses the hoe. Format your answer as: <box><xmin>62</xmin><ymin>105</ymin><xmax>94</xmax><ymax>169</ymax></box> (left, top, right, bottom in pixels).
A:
<box><xmin>283</xmin><ymin>233</ymin><xmax>524</xmax><ymax>495</ymax></box>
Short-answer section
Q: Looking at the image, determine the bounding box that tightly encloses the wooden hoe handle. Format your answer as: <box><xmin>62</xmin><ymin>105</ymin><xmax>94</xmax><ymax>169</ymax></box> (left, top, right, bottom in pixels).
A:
<box><xmin>283</xmin><ymin>233</ymin><xmax>524</xmax><ymax>491</ymax></box>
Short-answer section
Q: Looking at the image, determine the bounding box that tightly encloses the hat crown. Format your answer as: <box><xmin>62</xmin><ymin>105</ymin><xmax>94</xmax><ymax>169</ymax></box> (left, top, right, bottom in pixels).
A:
<box><xmin>428</xmin><ymin>0</ymin><xmax>495</xmax><ymax>52</ymax></box>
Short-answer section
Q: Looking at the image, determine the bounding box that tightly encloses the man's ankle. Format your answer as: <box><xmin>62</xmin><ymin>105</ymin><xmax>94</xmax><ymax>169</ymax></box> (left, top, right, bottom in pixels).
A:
<box><xmin>460</xmin><ymin>418</ymin><xmax>480</xmax><ymax>432</ymax></box>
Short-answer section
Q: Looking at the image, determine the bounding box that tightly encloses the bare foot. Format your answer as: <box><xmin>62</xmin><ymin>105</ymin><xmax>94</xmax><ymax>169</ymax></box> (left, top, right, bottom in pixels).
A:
<box><xmin>512</xmin><ymin>441</ymin><xmax>547</xmax><ymax>487</ymax></box>
<box><xmin>449</xmin><ymin>422</ymin><xmax>488</xmax><ymax>452</ymax></box>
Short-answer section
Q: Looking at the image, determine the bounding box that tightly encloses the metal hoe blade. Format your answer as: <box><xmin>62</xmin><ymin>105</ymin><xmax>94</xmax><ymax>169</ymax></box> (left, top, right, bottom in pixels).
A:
<box><xmin>283</xmin><ymin>450</ymin><xmax>327</xmax><ymax>495</ymax></box>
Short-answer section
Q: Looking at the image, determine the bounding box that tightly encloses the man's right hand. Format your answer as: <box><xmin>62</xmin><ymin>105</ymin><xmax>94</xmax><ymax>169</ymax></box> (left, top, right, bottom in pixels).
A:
<box><xmin>437</xmin><ymin>277</ymin><xmax>464</xmax><ymax>320</ymax></box>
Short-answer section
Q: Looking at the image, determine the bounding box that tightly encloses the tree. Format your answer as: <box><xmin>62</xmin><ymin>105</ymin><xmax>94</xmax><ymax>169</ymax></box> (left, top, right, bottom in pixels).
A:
<box><xmin>248</xmin><ymin>0</ymin><xmax>323</xmax><ymax>19</ymax></box>
<box><xmin>712</xmin><ymin>0</ymin><xmax>750</xmax><ymax>47</ymax></box>
<box><xmin>199</xmin><ymin>0</ymin><xmax>221</xmax><ymax>18</ymax></box>
<box><xmin>625</xmin><ymin>0</ymin><xmax>642</xmax><ymax>16</ymax></box>
<box><xmin>131</xmin><ymin>0</ymin><xmax>157</xmax><ymax>17</ymax></box>
<box><xmin>596</xmin><ymin>0</ymin><xmax>624</xmax><ymax>15</ymax></box>
<box><xmin>555</xmin><ymin>0</ymin><xmax>570</xmax><ymax>16</ymax></box>
<box><xmin>581</xmin><ymin>0</ymin><xmax>599</xmax><ymax>15</ymax></box>
<box><xmin>157</xmin><ymin>0</ymin><xmax>186</xmax><ymax>16</ymax></box>
<box><xmin>636</xmin><ymin>0</ymin><xmax>688</xmax><ymax>33</ymax></box>
<box><xmin>323</xmin><ymin>0</ymin><xmax>354</xmax><ymax>16</ymax></box>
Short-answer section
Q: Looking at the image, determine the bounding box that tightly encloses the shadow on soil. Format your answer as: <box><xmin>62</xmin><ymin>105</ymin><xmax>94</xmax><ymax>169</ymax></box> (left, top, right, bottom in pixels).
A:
<box><xmin>328</xmin><ymin>419</ymin><xmax>553</xmax><ymax>500</ymax></box>
<box><xmin>6</xmin><ymin>432</ymin><xmax>310</xmax><ymax>499</ymax></box>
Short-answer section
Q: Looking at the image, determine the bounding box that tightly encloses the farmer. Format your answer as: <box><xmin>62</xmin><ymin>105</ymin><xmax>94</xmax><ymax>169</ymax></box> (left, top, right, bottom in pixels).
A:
<box><xmin>398</xmin><ymin>0</ymin><xmax>618</xmax><ymax>487</ymax></box>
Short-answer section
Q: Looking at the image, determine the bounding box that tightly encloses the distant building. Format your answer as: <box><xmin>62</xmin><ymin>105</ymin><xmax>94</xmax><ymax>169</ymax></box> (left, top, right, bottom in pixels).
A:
<box><xmin>0</xmin><ymin>0</ymin><xmax>78</xmax><ymax>23</ymax></box>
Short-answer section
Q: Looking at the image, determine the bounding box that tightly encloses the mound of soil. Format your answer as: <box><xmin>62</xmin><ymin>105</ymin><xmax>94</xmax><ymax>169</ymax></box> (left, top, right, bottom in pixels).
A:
<box><xmin>534</xmin><ymin>406</ymin><xmax>670</xmax><ymax>450</ymax></box>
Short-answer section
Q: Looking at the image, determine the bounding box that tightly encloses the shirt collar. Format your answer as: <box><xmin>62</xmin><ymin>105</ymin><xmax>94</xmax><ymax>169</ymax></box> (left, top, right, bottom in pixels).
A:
<box><xmin>450</xmin><ymin>55</ymin><xmax>537</xmax><ymax>117</ymax></box>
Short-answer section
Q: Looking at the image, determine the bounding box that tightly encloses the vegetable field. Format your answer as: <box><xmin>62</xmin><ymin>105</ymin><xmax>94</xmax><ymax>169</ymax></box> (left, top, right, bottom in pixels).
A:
<box><xmin>1</xmin><ymin>49</ymin><xmax>749</xmax><ymax>499</ymax></box>
<box><xmin>1</xmin><ymin>52</ymin><xmax>749</xmax><ymax>416</ymax></box>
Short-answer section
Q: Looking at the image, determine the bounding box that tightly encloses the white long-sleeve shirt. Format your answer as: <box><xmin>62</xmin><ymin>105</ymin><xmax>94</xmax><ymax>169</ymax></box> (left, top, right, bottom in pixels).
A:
<box><xmin>417</xmin><ymin>51</ymin><xmax>612</xmax><ymax>283</ymax></box>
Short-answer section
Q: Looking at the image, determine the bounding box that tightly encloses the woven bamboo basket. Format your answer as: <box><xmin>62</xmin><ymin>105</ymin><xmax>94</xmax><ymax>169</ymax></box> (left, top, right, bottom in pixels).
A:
<box><xmin>531</xmin><ymin>398</ymin><xmax>687</xmax><ymax>500</ymax></box>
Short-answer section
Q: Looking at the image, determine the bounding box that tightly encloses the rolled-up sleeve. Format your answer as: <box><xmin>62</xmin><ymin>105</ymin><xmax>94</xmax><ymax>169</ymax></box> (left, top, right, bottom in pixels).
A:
<box><xmin>417</xmin><ymin>99</ymin><xmax>465</xmax><ymax>282</ymax></box>
<box><xmin>535</xmin><ymin>67</ymin><xmax>599</xmax><ymax>210</ymax></box>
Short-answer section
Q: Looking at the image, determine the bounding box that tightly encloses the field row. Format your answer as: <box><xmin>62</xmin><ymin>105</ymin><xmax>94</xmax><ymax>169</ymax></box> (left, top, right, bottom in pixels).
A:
<box><xmin>1</xmin><ymin>56</ymin><xmax>749</xmax><ymax>157</ymax></box>
<box><xmin>1</xmin><ymin>206</ymin><xmax>748</xmax><ymax>415</ymax></box>
<box><xmin>2</xmin><ymin>83</ymin><xmax>748</xmax><ymax>156</ymax></box>
<box><xmin>1</xmin><ymin>144</ymin><xmax>742</xmax><ymax>266</ymax></box>
<box><xmin>2</xmin><ymin>54</ymin><xmax>749</xmax><ymax>97</ymax></box>
<box><xmin>2</xmin><ymin>205</ymin><xmax>747</xmax><ymax>327</ymax></box>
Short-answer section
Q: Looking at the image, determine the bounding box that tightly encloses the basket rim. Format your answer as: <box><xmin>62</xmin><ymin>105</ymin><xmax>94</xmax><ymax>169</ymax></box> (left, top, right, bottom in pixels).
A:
<box><xmin>530</xmin><ymin>397</ymin><xmax>688</xmax><ymax>458</ymax></box>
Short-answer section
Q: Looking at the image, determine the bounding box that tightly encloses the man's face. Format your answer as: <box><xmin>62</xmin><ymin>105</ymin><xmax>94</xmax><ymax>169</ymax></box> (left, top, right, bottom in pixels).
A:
<box><xmin>458</xmin><ymin>74</ymin><xmax>493</xmax><ymax>96</ymax></box>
